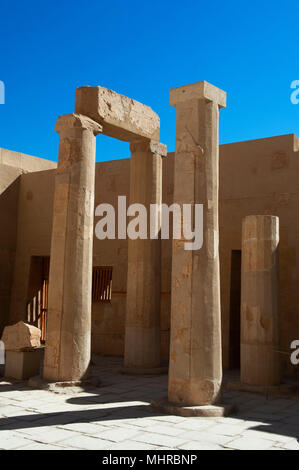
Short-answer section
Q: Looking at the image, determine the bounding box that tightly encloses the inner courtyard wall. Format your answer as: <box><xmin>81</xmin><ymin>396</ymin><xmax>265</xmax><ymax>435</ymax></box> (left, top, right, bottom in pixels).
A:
<box><xmin>3</xmin><ymin>135</ymin><xmax>299</xmax><ymax>375</ymax></box>
<box><xmin>219</xmin><ymin>134</ymin><xmax>299</xmax><ymax>373</ymax></box>
<box><xmin>0</xmin><ymin>149</ymin><xmax>56</xmax><ymax>335</ymax></box>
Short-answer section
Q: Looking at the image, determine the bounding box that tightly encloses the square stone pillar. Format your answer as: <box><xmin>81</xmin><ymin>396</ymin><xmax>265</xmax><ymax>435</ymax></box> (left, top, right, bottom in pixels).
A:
<box><xmin>124</xmin><ymin>140</ymin><xmax>167</xmax><ymax>372</ymax></box>
<box><xmin>168</xmin><ymin>82</ymin><xmax>226</xmax><ymax>407</ymax></box>
<box><xmin>43</xmin><ymin>114</ymin><xmax>102</xmax><ymax>382</ymax></box>
<box><xmin>241</xmin><ymin>215</ymin><xmax>281</xmax><ymax>386</ymax></box>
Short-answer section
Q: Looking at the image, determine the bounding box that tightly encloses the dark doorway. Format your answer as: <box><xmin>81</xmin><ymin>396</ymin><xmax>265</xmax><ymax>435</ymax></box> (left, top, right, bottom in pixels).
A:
<box><xmin>229</xmin><ymin>250</ymin><xmax>241</xmax><ymax>369</ymax></box>
<box><xmin>26</xmin><ymin>256</ymin><xmax>50</xmax><ymax>343</ymax></box>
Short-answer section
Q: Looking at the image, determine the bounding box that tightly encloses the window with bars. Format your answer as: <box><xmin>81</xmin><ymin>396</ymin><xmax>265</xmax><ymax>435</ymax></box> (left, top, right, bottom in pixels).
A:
<box><xmin>92</xmin><ymin>266</ymin><xmax>113</xmax><ymax>302</ymax></box>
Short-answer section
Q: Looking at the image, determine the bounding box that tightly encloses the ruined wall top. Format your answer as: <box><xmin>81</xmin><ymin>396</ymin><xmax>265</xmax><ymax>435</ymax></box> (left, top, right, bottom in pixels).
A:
<box><xmin>75</xmin><ymin>86</ymin><xmax>160</xmax><ymax>142</ymax></box>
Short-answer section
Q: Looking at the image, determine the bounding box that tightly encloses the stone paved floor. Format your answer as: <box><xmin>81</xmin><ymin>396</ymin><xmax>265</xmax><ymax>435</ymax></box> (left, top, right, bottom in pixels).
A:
<box><xmin>0</xmin><ymin>356</ymin><xmax>299</xmax><ymax>450</ymax></box>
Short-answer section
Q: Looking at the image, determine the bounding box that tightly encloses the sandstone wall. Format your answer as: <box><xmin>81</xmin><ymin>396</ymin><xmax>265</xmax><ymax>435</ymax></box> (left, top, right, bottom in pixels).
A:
<box><xmin>5</xmin><ymin>134</ymin><xmax>299</xmax><ymax>375</ymax></box>
<box><xmin>0</xmin><ymin>148</ymin><xmax>56</xmax><ymax>335</ymax></box>
<box><xmin>219</xmin><ymin>134</ymin><xmax>299</xmax><ymax>372</ymax></box>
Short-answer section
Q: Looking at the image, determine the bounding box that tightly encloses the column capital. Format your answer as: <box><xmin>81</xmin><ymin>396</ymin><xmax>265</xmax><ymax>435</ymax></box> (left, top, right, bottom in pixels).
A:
<box><xmin>55</xmin><ymin>113</ymin><xmax>103</xmax><ymax>136</ymax></box>
<box><xmin>169</xmin><ymin>81</ymin><xmax>226</xmax><ymax>109</ymax></box>
<box><xmin>130</xmin><ymin>139</ymin><xmax>167</xmax><ymax>157</ymax></box>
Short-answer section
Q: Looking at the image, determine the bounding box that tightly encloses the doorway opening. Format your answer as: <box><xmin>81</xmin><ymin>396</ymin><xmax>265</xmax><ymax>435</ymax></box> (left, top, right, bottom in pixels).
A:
<box><xmin>229</xmin><ymin>250</ymin><xmax>241</xmax><ymax>369</ymax></box>
<box><xmin>26</xmin><ymin>256</ymin><xmax>50</xmax><ymax>343</ymax></box>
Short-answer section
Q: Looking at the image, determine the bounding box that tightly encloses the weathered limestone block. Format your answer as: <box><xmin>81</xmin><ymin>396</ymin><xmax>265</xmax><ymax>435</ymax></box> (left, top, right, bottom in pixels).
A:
<box><xmin>168</xmin><ymin>81</ymin><xmax>226</xmax><ymax>406</ymax></box>
<box><xmin>75</xmin><ymin>86</ymin><xmax>160</xmax><ymax>142</ymax></box>
<box><xmin>5</xmin><ymin>350</ymin><xmax>42</xmax><ymax>380</ymax></box>
<box><xmin>1</xmin><ymin>321</ymin><xmax>41</xmax><ymax>350</ymax></box>
<box><xmin>124</xmin><ymin>140</ymin><xmax>166</xmax><ymax>370</ymax></box>
<box><xmin>43</xmin><ymin>113</ymin><xmax>102</xmax><ymax>382</ymax></box>
<box><xmin>241</xmin><ymin>215</ymin><xmax>281</xmax><ymax>386</ymax></box>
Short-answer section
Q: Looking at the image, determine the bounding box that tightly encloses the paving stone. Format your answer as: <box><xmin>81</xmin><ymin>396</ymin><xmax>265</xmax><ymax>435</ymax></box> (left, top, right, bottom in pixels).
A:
<box><xmin>173</xmin><ymin>418</ymin><xmax>219</xmax><ymax>432</ymax></box>
<box><xmin>0</xmin><ymin>434</ymin><xmax>33</xmax><ymax>450</ymax></box>
<box><xmin>241</xmin><ymin>428</ymin><xmax>295</xmax><ymax>444</ymax></box>
<box><xmin>179</xmin><ymin>430</ymin><xmax>234</xmax><ymax>446</ymax></box>
<box><xmin>133</xmin><ymin>432</ymin><xmax>188</xmax><ymax>448</ymax></box>
<box><xmin>60</xmin><ymin>435</ymin><xmax>113</xmax><ymax>450</ymax></box>
<box><xmin>58</xmin><ymin>422</ymin><xmax>109</xmax><ymax>435</ymax></box>
<box><xmin>21</xmin><ymin>427</ymin><xmax>80</xmax><ymax>444</ymax></box>
<box><xmin>281</xmin><ymin>439</ymin><xmax>299</xmax><ymax>450</ymax></box>
<box><xmin>227</xmin><ymin>436</ymin><xmax>275</xmax><ymax>450</ymax></box>
<box><xmin>17</xmin><ymin>442</ymin><xmax>68</xmax><ymax>450</ymax></box>
<box><xmin>93</xmin><ymin>427</ymin><xmax>141</xmax><ymax>443</ymax></box>
<box><xmin>109</xmin><ymin>440</ymin><xmax>157</xmax><ymax>450</ymax></box>
<box><xmin>180</xmin><ymin>441</ymin><xmax>225</xmax><ymax>450</ymax></box>
<box><xmin>145</xmin><ymin>414</ymin><xmax>186</xmax><ymax>424</ymax></box>
<box><xmin>143</xmin><ymin>424</ymin><xmax>187</xmax><ymax>437</ymax></box>
<box><xmin>207</xmin><ymin>423</ymin><xmax>251</xmax><ymax>436</ymax></box>
<box><xmin>1</xmin><ymin>357</ymin><xmax>299</xmax><ymax>450</ymax></box>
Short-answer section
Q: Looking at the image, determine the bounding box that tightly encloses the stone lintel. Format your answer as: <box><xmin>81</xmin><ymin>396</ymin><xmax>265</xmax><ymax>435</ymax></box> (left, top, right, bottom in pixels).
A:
<box><xmin>169</xmin><ymin>80</ymin><xmax>226</xmax><ymax>109</ymax></box>
<box><xmin>75</xmin><ymin>86</ymin><xmax>160</xmax><ymax>142</ymax></box>
<box><xmin>55</xmin><ymin>113</ymin><xmax>103</xmax><ymax>135</ymax></box>
<box><xmin>130</xmin><ymin>140</ymin><xmax>167</xmax><ymax>157</ymax></box>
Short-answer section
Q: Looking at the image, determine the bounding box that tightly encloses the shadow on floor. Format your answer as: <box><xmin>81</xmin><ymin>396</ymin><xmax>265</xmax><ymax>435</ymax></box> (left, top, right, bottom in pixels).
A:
<box><xmin>0</xmin><ymin>358</ymin><xmax>299</xmax><ymax>443</ymax></box>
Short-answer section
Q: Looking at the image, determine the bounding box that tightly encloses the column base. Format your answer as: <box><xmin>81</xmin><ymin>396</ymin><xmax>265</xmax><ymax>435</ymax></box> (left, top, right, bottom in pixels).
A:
<box><xmin>151</xmin><ymin>397</ymin><xmax>236</xmax><ymax>417</ymax></box>
<box><xmin>225</xmin><ymin>379</ymin><xmax>295</xmax><ymax>398</ymax></box>
<box><xmin>119</xmin><ymin>366</ymin><xmax>168</xmax><ymax>376</ymax></box>
<box><xmin>28</xmin><ymin>375</ymin><xmax>90</xmax><ymax>393</ymax></box>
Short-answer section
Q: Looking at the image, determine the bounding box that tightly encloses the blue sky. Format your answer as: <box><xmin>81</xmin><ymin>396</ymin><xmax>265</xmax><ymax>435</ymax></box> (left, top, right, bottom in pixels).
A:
<box><xmin>0</xmin><ymin>1</ymin><xmax>298</xmax><ymax>162</ymax></box>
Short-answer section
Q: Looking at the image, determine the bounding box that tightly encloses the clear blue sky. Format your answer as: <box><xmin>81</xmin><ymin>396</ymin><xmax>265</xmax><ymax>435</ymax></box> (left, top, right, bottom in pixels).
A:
<box><xmin>0</xmin><ymin>0</ymin><xmax>298</xmax><ymax>162</ymax></box>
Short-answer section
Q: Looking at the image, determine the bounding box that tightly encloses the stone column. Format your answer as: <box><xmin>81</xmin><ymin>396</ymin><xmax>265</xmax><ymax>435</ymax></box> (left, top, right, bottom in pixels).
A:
<box><xmin>124</xmin><ymin>140</ymin><xmax>167</xmax><ymax>372</ymax></box>
<box><xmin>43</xmin><ymin>114</ymin><xmax>102</xmax><ymax>382</ymax></box>
<box><xmin>168</xmin><ymin>82</ymin><xmax>226</xmax><ymax>407</ymax></box>
<box><xmin>241</xmin><ymin>215</ymin><xmax>280</xmax><ymax>386</ymax></box>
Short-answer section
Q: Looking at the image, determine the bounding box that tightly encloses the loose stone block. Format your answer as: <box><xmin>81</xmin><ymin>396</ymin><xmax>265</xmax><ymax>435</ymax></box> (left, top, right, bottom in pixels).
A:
<box><xmin>168</xmin><ymin>81</ymin><xmax>226</xmax><ymax>406</ymax></box>
<box><xmin>75</xmin><ymin>86</ymin><xmax>160</xmax><ymax>142</ymax></box>
<box><xmin>241</xmin><ymin>215</ymin><xmax>281</xmax><ymax>386</ymax></box>
<box><xmin>5</xmin><ymin>349</ymin><xmax>42</xmax><ymax>380</ymax></box>
<box><xmin>1</xmin><ymin>321</ymin><xmax>41</xmax><ymax>350</ymax></box>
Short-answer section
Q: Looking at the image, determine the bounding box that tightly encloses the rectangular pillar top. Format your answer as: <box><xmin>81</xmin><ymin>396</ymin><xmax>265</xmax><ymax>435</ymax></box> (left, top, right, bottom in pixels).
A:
<box><xmin>75</xmin><ymin>86</ymin><xmax>160</xmax><ymax>142</ymax></box>
<box><xmin>169</xmin><ymin>81</ymin><xmax>226</xmax><ymax>109</ymax></box>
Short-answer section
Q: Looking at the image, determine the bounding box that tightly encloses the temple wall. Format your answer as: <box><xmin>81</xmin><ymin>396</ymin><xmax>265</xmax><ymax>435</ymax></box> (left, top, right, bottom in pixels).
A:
<box><xmin>9</xmin><ymin>169</ymin><xmax>56</xmax><ymax>323</ymax></box>
<box><xmin>0</xmin><ymin>163</ymin><xmax>21</xmax><ymax>335</ymax></box>
<box><xmin>0</xmin><ymin>148</ymin><xmax>56</xmax><ymax>335</ymax></box>
<box><xmin>219</xmin><ymin>134</ymin><xmax>299</xmax><ymax>373</ymax></box>
<box><xmin>91</xmin><ymin>156</ymin><xmax>174</xmax><ymax>362</ymax></box>
<box><xmin>4</xmin><ymin>134</ymin><xmax>299</xmax><ymax>375</ymax></box>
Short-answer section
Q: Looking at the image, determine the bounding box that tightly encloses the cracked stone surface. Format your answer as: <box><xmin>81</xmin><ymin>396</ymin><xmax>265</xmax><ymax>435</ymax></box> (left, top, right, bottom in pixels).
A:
<box><xmin>0</xmin><ymin>356</ymin><xmax>299</xmax><ymax>450</ymax></box>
